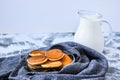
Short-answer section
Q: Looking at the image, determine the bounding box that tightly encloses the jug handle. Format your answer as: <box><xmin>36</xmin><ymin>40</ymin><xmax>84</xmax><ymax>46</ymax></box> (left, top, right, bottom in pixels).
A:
<box><xmin>101</xmin><ymin>20</ymin><xmax>113</xmax><ymax>45</ymax></box>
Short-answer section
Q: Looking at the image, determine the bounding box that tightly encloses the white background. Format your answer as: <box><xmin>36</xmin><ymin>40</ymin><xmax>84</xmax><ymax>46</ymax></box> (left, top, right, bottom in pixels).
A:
<box><xmin>0</xmin><ymin>0</ymin><xmax>120</xmax><ymax>33</ymax></box>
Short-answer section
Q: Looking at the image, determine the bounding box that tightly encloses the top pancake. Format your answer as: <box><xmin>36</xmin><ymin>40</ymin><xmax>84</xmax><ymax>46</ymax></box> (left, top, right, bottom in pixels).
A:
<box><xmin>29</xmin><ymin>50</ymin><xmax>45</xmax><ymax>56</ymax></box>
<box><xmin>45</xmin><ymin>49</ymin><xmax>64</xmax><ymax>61</ymax></box>
<box><xmin>27</xmin><ymin>56</ymin><xmax>48</xmax><ymax>65</ymax></box>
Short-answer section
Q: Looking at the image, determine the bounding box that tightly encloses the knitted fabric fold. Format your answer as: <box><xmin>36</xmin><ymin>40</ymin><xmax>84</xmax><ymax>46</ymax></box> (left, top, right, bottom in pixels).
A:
<box><xmin>0</xmin><ymin>42</ymin><xmax>108</xmax><ymax>80</ymax></box>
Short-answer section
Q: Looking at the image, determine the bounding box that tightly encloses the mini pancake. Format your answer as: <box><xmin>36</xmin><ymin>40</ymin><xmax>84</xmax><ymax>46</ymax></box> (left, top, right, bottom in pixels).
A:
<box><xmin>29</xmin><ymin>50</ymin><xmax>46</xmax><ymax>57</ymax></box>
<box><xmin>27</xmin><ymin>56</ymin><xmax>48</xmax><ymax>65</ymax></box>
<box><xmin>28</xmin><ymin>64</ymin><xmax>50</xmax><ymax>72</ymax></box>
<box><xmin>60</xmin><ymin>53</ymin><xmax>72</xmax><ymax>66</ymax></box>
<box><xmin>41</xmin><ymin>61</ymin><xmax>62</xmax><ymax>68</ymax></box>
<box><xmin>28</xmin><ymin>64</ymin><xmax>41</xmax><ymax>69</ymax></box>
<box><xmin>45</xmin><ymin>49</ymin><xmax>64</xmax><ymax>61</ymax></box>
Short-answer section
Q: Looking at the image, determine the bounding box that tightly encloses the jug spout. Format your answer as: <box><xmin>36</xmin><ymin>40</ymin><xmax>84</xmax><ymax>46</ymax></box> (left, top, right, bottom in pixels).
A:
<box><xmin>78</xmin><ymin>10</ymin><xmax>102</xmax><ymax>19</ymax></box>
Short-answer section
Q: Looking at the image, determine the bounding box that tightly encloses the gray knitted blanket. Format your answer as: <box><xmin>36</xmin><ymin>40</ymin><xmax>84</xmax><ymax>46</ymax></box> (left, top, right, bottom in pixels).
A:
<box><xmin>0</xmin><ymin>42</ymin><xmax>108</xmax><ymax>80</ymax></box>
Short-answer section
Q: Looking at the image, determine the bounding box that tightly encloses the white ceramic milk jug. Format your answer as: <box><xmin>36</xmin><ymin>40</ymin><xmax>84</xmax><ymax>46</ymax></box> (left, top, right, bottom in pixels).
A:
<box><xmin>74</xmin><ymin>10</ymin><xmax>112</xmax><ymax>53</ymax></box>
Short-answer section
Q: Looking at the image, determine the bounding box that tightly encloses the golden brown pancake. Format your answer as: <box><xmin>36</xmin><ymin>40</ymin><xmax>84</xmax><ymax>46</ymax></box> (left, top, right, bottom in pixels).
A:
<box><xmin>29</xmin><ymin>50</ymin><xmax>46</xmax><ymax>57</ymax></box>
<box><xmin>41</xmin><ymin>61</ymin><xmax>62</xmax><ymax>68</ymax></box>
<box><xmin>28</xmin><ymin>64</ymin><xmax>51</xmax><ymax>72</ymax></box>
<box><xmin>45</xmin><ymin>49</ymin><xmax>64</xmax><ymax>61</ymax></box>
<box><xmin>28</xmin><ymin>64</ymin><xmax>41</xmax><ymax>69</ymax></box>
<box><xmin>27</xmin><ymin>56</ymin><xmax>48</xmax><ymax>65</ymax></box>
<box><xmin>60</xmin><ymin>54</ymin><xmax>72</xmax><ymax>66</ymax></box>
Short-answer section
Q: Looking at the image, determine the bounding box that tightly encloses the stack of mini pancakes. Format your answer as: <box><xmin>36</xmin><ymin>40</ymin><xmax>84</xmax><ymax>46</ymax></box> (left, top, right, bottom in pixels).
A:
<box><xmin>27</xmin><ymin>49</ymin><xmax>73</xmax><ymax>72</ymax></box>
